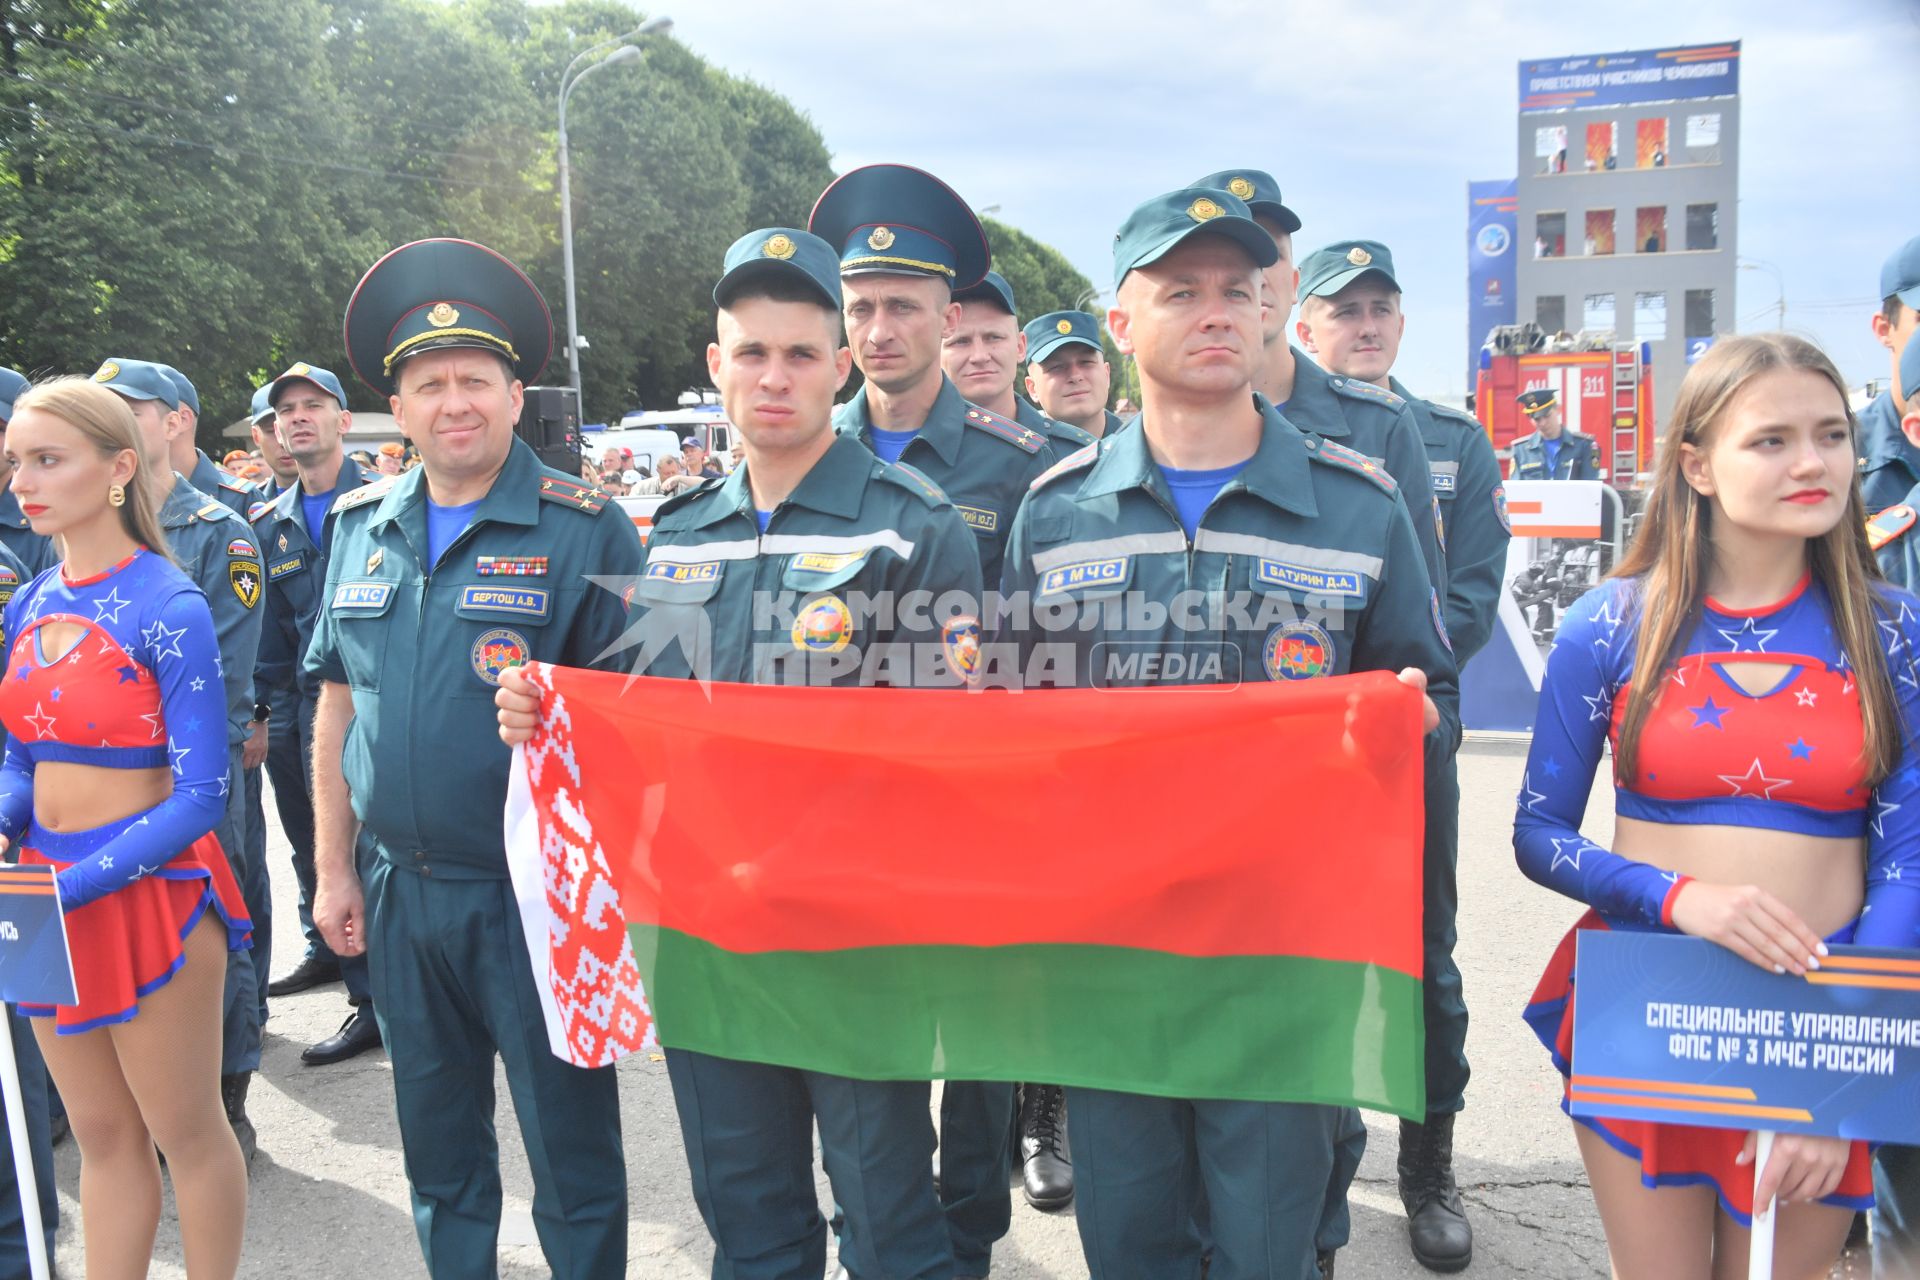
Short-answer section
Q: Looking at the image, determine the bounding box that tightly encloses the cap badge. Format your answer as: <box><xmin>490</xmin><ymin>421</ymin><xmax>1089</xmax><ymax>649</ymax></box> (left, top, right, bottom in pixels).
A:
<box><xmin>1188</xmin><ymin>197</ymin><xmax>1222</xmax><ymax>222</ymax></box>
<box><xmin>762</xmin><ymin>233</ymin><xmax>796</xmax><ymax>260</ymax></box>
<box><xmin>867</xmin><ymin>226</ymin><xmax>896</xmax><ymax>251</ymax></box>
<box><xmin>1346</xmin><ymin>246</ymin><xmax>1372</xmax><ymax>266</ymax></box>
<box><xmin>93</xmin><ymin>361</ymin><xmax>119</xmax><ymax>383</ymax></box>
<box><xmin>290</xmin><ymin>361</ymin><xmax>311</xmax><ymax>376</ymax></box>
<box><xmin>1227</xmin><ymin>177</ymin><xmax>1255</xmax><ymax>200</ymax></box>
<box><xmin>427</xmin><ymin>302</ymin><xmax>460</xmax><ymax>328</ymax></box>
<box><xmin>1056</xmin><ymin>319</ymin><xmax>1074</xmax><ymax>335</ymax></box>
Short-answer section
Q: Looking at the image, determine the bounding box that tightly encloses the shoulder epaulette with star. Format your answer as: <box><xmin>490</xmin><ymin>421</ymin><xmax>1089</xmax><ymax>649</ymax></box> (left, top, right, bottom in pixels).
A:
<box><xmin>1029</xmin><ymin>442</ymin><xmax>1099</xmax><ymax>491</ymax></box>
<box><xmin>1868</xmin><ymin>504</ymin><xmax>1917</xmax><ymax>552</ymax></box>
<box><xmin>1040</xmin><ymin>417</ymin><xmax>1097</xmax><ymax>449</ymax></box>
<box><xmin>881</xmin><ymin>460</ymin><xmax>951</xmax><ymax>507</ymax></box>
<box><xmin>1327</xmin><ymin>377</ymin><xmax>1406</xmax><ymax>410</ymax></box>
<box><xmin>963</xmin><ymin>405</ymin><xmax>1046</xmax><ymax>454</ymax></box>
<box><xmin>1307</xmin><ymin>437</ymin><xmax>1398</xmax><ymax>495</ymax></box>
<box><xmin>333</xmin><ymin>476</ymin><xmax>396</xmax><ymax>513</ymax></box>
<box><xmin>537</xmin><ymin>475</ymin><xmax>611</xmax><ymax>515</ymax></box>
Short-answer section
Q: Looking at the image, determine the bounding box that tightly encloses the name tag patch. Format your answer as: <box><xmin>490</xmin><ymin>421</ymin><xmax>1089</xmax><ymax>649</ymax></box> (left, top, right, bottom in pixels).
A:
<box><xmin>459</xmin><ymin>585</ymin><xmax>550</xmax><ymax>617</ymax></box>
<box><xmin>955</xmin><ymin>504</ymin><xmax>999</xmax><ymax>533</ymax></box>
<box><xmin>787</xmin><ymin>550</ymin><xmax>866</xmax><ymax>574</ymax></box>
<box><xmin>1040</xmin><ymin>557</ymin><xmax>1127</xmax><ymax>596</ymax></box>
<box><xmin>268</xmin><ymin>556</ymin><xmax>306</xmax><ymax>580</ymax></box>
<box><xmin>332</xmin><ymin>582</ymin><xmax>393</xmax><ymax>610</ymax></box>
<box><xmin>1256</xmin><ymin>560</ymin><xmax>1363</xmax><ymax>596</ymax></box>
<box><xmin>1431</xmin><ymin>472</ymin><xmax>1457</xmax><ymax>493</ymax></box>
<box><xmin>644</xmin><ymin>561</ymin><xmax>721</xmax><ymax>583</ymax></box>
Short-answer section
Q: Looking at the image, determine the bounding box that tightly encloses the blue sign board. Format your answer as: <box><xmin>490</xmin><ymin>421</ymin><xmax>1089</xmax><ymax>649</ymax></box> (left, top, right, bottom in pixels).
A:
<box><xmin>0</xmin><ymin>865</ymin><xmax>75</xmax><ymax>1007</ymax></box>
<box><xmin>1687</xmin><ymin>336</ymin><xmax>1717</xmax><ymax>365</ymax></box>
<box><xmin>1520</xmin><ymin>42</ymin><xmax>1741</xmax><ymax>114</ymax></box>
<box><xmin>1466</xmin><ymin>179</ymin><xmax>1518</xmax><ymax>384</ymax></box>
<box><xmin>1571</xmin><ymin>930</ymin><xmax>1920</xmax><ymax>1145</ymax></box>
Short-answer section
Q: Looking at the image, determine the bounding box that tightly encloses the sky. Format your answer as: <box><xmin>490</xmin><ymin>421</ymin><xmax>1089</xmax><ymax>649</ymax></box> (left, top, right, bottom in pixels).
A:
<box><xmin>645</xmin><ymin>0</ymin><xmax>1920</xmax><ymax>404</ymax></box>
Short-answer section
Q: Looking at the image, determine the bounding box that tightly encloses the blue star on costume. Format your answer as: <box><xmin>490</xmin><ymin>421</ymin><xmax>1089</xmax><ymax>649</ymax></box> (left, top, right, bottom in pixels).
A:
<box><xmin>1688</xmin><ymin>697</ymin><xmax>1727</xmax><ymax>729</ymax></box>
<box><xmin>1788</xmin><ymin>738</ymin><xmax>1814</xmax><ymax>760</ymax></box>
<box><xmin>1715</xmin><ymin>617</ymin><xmax>1777</xmax><ymax>653</ymax></box>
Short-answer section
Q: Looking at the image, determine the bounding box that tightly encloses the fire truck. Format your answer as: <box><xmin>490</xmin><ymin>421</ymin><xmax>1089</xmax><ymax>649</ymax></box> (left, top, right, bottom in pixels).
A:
<box><xmin>1474</xmin><ymin>324</ymin><xmax>1656</xmax><ymax>493</ymax></box>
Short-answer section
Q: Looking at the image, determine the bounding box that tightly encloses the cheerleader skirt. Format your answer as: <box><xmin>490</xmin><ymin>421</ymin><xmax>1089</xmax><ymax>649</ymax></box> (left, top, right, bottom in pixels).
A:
<box><xmin>15</xmin><ymin>817</ymin><xmax>251</xmax><ymax>1034</ymax></box>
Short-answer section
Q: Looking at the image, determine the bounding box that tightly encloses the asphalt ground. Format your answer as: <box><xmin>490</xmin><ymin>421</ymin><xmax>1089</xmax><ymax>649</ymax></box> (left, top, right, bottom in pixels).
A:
<box><xmin>40</xmin><ymin>740</ymin><xmax>1873</xmax><ymax>1277</ymax></box>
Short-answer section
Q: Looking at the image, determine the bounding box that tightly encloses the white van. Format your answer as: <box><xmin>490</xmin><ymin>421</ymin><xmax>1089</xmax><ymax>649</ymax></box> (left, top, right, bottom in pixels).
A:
<box><xmin>614</xmin><ymin>404</ymin><xmax>736</xmax><ymax>466</ymax></box>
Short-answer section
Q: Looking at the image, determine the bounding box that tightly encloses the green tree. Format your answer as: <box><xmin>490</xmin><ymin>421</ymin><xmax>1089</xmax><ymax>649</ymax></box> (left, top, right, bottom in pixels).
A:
<box><xmin>980</xmin><ymin>215</ymin><xmax>1095</xmax><ymax>321</ymax></box>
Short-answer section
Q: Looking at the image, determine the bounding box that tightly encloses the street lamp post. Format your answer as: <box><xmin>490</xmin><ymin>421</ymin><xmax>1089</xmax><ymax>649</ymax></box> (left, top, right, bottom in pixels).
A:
<box><xmin>558</xmin><ymin>15</ymin><xmax>672</xmax><ymax>402</ymax></box>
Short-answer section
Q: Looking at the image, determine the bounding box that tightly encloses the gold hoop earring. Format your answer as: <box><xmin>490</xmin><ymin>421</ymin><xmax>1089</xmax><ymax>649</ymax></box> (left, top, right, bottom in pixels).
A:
<box><xmin>108</xmin><ymin>483</ymin><xmax>126</xmax><ymax>508</ymax></box>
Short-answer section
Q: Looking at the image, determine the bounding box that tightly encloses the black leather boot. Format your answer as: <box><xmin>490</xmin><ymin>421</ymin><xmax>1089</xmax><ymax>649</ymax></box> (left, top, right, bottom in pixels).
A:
<box><xmin>1018</xmin><ymin>1083</ymin><xmax>1073</xmax><ymax>1209</ymax></box>
<box><xmin>1397</xmin><ymin>1114</ymin><xmax>1471</xmax><ymax>1272</ymax></box>
<box><xmin>222</xmin><ymin>1072</ymin><xmax>257</xmax><ymax>1166</ymax></box>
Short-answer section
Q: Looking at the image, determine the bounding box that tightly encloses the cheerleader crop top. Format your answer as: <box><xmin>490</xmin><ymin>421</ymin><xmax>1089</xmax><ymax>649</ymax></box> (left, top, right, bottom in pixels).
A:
<box><xmin>0</xmin><ymin>550</ymin><xmax>229</xmax><ymax>910</ymax></box>
<box><xmin>1514</xmin><ymin>573</ymin><xmax>1920</xmax><ymax>948</ymax></box>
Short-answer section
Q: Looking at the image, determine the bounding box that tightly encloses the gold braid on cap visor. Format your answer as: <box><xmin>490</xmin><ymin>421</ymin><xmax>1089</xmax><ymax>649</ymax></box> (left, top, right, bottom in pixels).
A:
<box><xmin>839</xmin><ymin>254</ymin><xmax>956</xmax><ymax>278</ymax></box>
<box><xmin>384</xmin><ymin>328</ymin><xmax>522</xmax><ymax>375</ymax></box>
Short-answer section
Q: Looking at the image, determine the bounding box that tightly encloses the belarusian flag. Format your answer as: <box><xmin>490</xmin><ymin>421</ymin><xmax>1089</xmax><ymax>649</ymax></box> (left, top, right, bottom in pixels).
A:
<box><xmin>505</xmin><ymin>665</ymin><xmax>1427</xmax><ymax>1116</ymax></box>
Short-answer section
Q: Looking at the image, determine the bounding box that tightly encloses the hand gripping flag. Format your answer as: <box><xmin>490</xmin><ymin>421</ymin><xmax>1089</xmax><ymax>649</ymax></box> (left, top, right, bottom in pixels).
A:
<box><xmin>505</xmin><ymin>665</ymin><xmax>1429</xmax><ymax>1115</ymax></box>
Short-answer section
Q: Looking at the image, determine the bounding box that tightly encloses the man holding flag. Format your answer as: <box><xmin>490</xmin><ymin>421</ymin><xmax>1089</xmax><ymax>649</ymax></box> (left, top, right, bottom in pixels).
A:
<box><xmin>995</xmin><ymin>185</ymin><xmax>1454</xmax><ymax>1280</ymax></box>
<box><xmin>499</xmin><ymin>225</ymin><xmax>981</xmax><ymax>1279</ymax></box>
<box><xmin>306</xmin><ymin>238</ymin><xmax>641</xmax><ymax>1278</ymax></box>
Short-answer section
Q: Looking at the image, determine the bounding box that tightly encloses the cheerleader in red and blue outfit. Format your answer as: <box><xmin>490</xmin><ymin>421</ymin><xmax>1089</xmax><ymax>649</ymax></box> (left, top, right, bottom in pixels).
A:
<box><xmin>0</xmin><ymin>377</ymin><xmax>248</xmax><ymax>1279</ymax></box>
<box><xmin>1515</xmin><ymin>334</ymin><xmax>1920</xmax><ymax>1279</ymax></box>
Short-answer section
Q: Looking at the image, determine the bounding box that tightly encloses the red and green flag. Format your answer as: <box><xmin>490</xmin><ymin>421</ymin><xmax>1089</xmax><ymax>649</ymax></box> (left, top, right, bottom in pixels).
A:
<box><xmin>505</xmin><ymin>666</ymin><xmax>1428</xmax><ymax>1117</ymax></box>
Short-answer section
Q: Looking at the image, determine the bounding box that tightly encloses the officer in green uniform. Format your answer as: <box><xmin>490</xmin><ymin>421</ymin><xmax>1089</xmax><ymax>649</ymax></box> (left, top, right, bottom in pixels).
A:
<box><xmin>1859</xmin><ymin>236</ymin><xmax>1920</xmax><ymax>513</ymax></box>
<box><xmin>252</xmin><ymin>362</ymin><xmax>382</xmax><ymax>1066</ymax></box>
<box><xmin>157</xmin><ymin>364</ymin><xmax>261</xmax><ymax>518</ymax></box>
<box><xmin>1024</xmin><ymin>311</ymin><xmax>1125</xmax><ymax>440</ymax></box>
<box><xmin>809</xmin><ymin>162</ymin><xmax>1056</xmax><ymax>1275</ymax></box>
<box><xmin>0</xmin><ymin>369</ymin><xmax>57</xmax><ymax>577</ymax></box>
<box><xmin>1191</xmin><ymin>167</ymin><xmax>1444</xmax><ymax>1273</ymax></box>
<box><xmin>946</xmin><ymin>270</ymin><xmax>1096</xmax><ymax>452</ymax></box>
<box><xmin>998</xmin><ymin>186</ymin><xmax>1454</xmax><ymax>1280</ymax></box>
<box><xmin>93</xmin><ymin>356</ymin><xmax>268</xmax><ymax>1162</ymax></box>
<box><xmin>306</xmin><ymin>238</ymin><xmax>638</xmax><ymax>1279</ymax></box>
<box><xmin>812</xmin><ymin>163</ymin><xmax>1061</xmax><ymax>592</ymax></box>
<box><xmin>1297</xmin><ymin>239</ymin><xmax>1510</xmax><ymax>1271</ymax></box>
<box><xmin>1508</xmin><ymin>389</ymin><xmax>1598</xmax><ymax>480</ymax></box>
<box><xmin>1191</xmin><ymin>170</ymin><xmax>1445</xmax><ymax>597</ymax></box>
<box><xmin>499</xmin><ymin>224</ymin><xmax>981</xmax><ymax>1280</ymax></box>
<box><xmin>1870</xmin><ymin>338</ymin><xmax>1920</xmax><ymax>587</ymax></box>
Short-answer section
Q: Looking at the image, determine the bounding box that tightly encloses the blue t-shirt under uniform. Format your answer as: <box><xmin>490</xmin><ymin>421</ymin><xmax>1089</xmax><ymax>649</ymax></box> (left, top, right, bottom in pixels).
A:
<box><xmin>1158</xmin><ymin>461</ymin><xmax>1251</xmax><ymax>540</ymax></box>
<box><xmin>1541</xmin><ymin>436</ymin><xmax>1562</xmax><ymax>475</ymax></box>
<box><xmin>300</xmin><ymin>488</ymin><xmax>336</xmax><ymax>557</ymax></box>
<box><xmin>426</xmin><ymin>498</ymin><xmax>483</xmax><ymax>568</ymax></box>
<box><xmin>755</xmin><ymin>509</ymin><xmax>773</xmax><ymax>533</ymax></box>
<box><xmin>868</xmin><ymin>427</ymin><xmax>919</xmax><ymax>466</ymax></box>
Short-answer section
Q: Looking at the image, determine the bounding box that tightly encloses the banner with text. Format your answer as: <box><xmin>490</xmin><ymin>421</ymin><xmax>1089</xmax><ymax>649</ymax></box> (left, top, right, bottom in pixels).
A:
<box><xmin>1520</xmin><ymin>42</ymin><xmax>1741</xmax><ymax>114</ymax></box>
<box><xmin>1570</xmin><ymin>930</ymin><xmax>1920</xmax><ymax>1144</ymax></box>
<box><xmin>0</xmin><ymin>865</ymin><xmax>75</xmax><ymax>1007</ymax></box>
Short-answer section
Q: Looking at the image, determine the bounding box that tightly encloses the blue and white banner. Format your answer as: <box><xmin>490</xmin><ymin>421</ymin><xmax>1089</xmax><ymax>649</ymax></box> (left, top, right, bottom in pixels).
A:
<box><xmin>1571</xmin><ymin>930</ymin><xmax>1920</xmax><ymax>1145</ymax></box>
<box><xmin>1520</xmin><ymin>42</ymin><xmax>1741</xmax><ymax>114</ymax></box>
<box><xmin>1466</xmin><ymin>179</ymin><xmax>1517</xmax><ymax>385</ymax></box>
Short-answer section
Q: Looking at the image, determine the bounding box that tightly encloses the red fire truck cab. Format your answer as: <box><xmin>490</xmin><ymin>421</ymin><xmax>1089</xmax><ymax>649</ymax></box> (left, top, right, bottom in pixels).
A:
<box><xmin>1475</xmin><ymin>328</ymin><xmax>1655</xmax><ymax>490</ymax></box>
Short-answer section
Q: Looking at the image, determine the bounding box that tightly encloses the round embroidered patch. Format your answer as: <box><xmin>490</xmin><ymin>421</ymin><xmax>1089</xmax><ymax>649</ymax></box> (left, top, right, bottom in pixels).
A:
<box><xmin>791</xmin><ymin>594</ymin><xmax>853</xmax><ymax>654</ymax></box>
<box><xmin>471</xmin><ymin>627</ymin><xmax>531</xmax><ymax>686</ymax></box>
<box><xmin>1263</xmin><ymin>620</ymin><xmax>1336</xmax><ymax>681</ymax></box>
